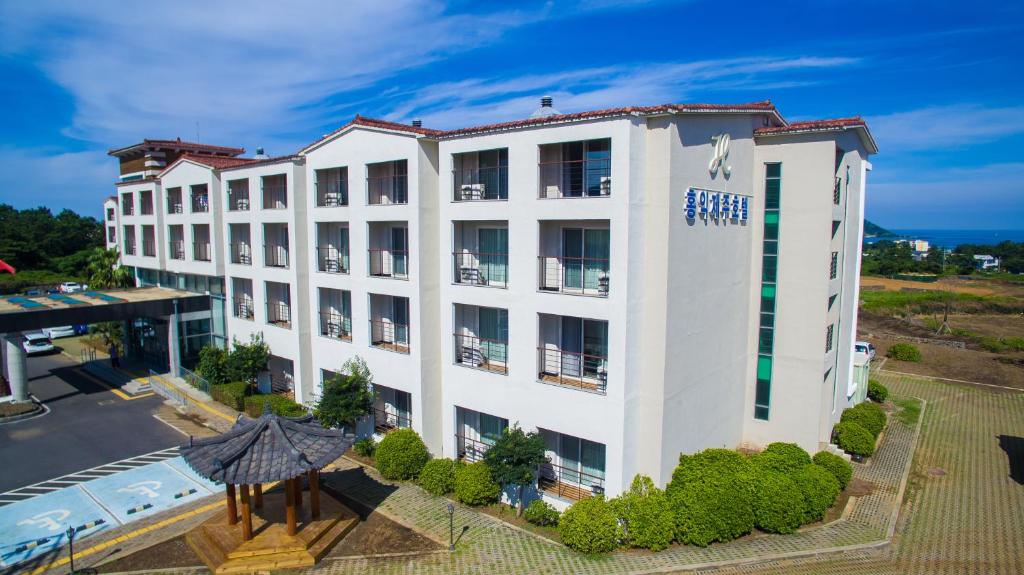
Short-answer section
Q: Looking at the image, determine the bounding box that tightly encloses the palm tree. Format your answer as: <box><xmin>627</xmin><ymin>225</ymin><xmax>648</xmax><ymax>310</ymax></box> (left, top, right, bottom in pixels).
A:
<box><xmin>87</xmin><ymin>248</ymin><xmax>132</xmax><ymax>289</ymax></box>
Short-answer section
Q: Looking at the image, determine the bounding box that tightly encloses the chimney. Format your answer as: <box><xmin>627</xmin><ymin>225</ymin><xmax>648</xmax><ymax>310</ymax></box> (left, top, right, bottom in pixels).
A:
<box><xmin>530</xmin><ymin>95</ymin><xmax>561</xmax><ymax>119</ymax></box>
<box><xmin>253</xmin><ymin>147</ymin><xmax>269</xmax><ymax>160</ymax></box>
<box><xmin>411</xmin><ymin>119</ymin><xmax>423</xmax><ymax>128</ymax></box>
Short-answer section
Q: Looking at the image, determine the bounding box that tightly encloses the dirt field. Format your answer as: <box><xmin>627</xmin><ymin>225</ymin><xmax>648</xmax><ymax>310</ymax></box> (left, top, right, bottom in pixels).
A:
<box><xmin>860</xmin><ymin>275</ymin><xmax>1024</xmax><ymax>297</ymax></box>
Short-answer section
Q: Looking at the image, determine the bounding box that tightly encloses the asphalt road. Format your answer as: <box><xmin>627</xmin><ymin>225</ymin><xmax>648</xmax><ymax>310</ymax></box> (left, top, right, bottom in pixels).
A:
<box><xmin>0</xmin><ymin>349</ymin><xmax>183</xmax><ymax>493</ymax></box>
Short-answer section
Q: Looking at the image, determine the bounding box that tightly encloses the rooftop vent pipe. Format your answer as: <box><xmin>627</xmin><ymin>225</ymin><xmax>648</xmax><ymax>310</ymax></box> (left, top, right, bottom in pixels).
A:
<box><xmin>412</xmin><ymin>119</ymin><xmax>423</xmax><ymax>128</ymax></box>
<box><xmin>530</xmin><ymin>95</ymin><xmax>560</xmax><ymax>118</ymax></box>
<box><xmin>253</xmin><ymin>147</ymin><xmax>269</xmax><ymax>160</ymax></box>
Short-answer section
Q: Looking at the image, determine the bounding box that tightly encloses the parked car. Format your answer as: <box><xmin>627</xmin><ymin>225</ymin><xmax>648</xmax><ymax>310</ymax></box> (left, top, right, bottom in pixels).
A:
<box><xmin>22</xmin><ymin>332</ymin><xmax>55</xmax><ymax>355</ymax></box>
<box><xmin>854</xmin><ymin>341</ymin><xmax>876</xmax><ymax>360</ymax></box>
<box><xmin>44</xmin><ymin>325</ymin><xmax>76</xmax><ymax>339</ymax></box>
<box><xmin>24</xmin><ymin>289</ymin><xmax>43</xmax><ymax>296</ymax></box>
<box><xmin>59</xmin><ymin>282</ymin><xmax>85</xmax><ymax>293</ymax></box>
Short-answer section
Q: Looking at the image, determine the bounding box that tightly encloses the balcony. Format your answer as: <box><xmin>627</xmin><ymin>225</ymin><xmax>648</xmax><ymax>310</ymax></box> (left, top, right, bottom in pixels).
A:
<box><xmin>455</xmin><ymin>434</ymin><xmax>492</xmax><ymax>463</ymax></box>
<box><xmin>373</xmin><ymin>406</ymin><xmax>412</xmax><ymax>434</ymax></box>
<box><xmin>122</xmin><ymin>201</ymin><xmax>134</xmax><ymax>216</ymax></box>
<box><xmin>318</xmin><ymin>310</ymin><xmax>352</xmax><ymax>341</ymax></box>
<box><xmin>230</xmin><ymin>243</ymin><xmax>252</xmax><ymax>265</ymax></box>
<box><xmin>262</xmin><ymin>175</ymin><xmax>287</xmax><ymax>209</ymax></box>
<box><xmin>142</xmin><ymin>240</ymin><xmax>156</xmax><ymax>257</ymax></box>
<box><xmin>369</xmin><ymin>320</ymin><xmax>409</xmax><ymax>354</ymax></box>
<box><xmin>453</xmin><ymin>304</ymin><xmax>508</xmax><ymax>375</ymax></box>
<box><xmin>124</xmin><ymin>242</ymin><xmax>136</xmax><ymax>255</ymax></box>
<box><xmin>233</xmin><ymin>297</ymin><xmax>254</xmax><ymax>320</ymax></box>
<box><xmin>367</xmin><ymin>160</ymin><xmax>408</xmax><ymax>205</ymax></box>
<box><xmin>264</xmin><ymin>244</ymin><xmax>289</xmax><ymax>268</ymax></box>
<box><xmin>317</xmin><ymin>246</ymin><xmax>348</xmax><ymax>273</ymax></box>
<box><xmin>539</xmin><ymin>430</ymin><xmax>606</xmax><ymax>501</ymax></box>
<box><xmin>373</xmin><ymin>386</ymin><xmax>412</xmax><ymax>434</ymax></box>
<box><xmin>368</xmin><ymin>249</ymin><xmax>408</xmax><ymax>279</ymax></box>
<box><xmin>537</xmin><ymin>314</ymin><xmax>609</xmax><ymax>394</ymax></box>
<box><xmin>227</xmin><ymin>179</ymin><xmax>250</xmax><ymax>211</ymax></box>
<box><xmin>455</xmin><ymin>407</ymin><xmax>508</xmax><ymax>462</ymax></box>
<box><xmin>452</xmin><ymin>222</ymin><xmax>507</xmax><ymax>288</ymax></box>
<box><xmin>539</xmin><ymin>460</ymin><xmax>605</xmax><ymax>501</ymax></box>
<box><xmin>538</xmin><ymin>224</ymin><xmax>610</xmax><ymax>296</ymax></box>
<box><xmin>193</xmin><ymin>242</ymin><xmax>211</xmax><ymax>262</ymax></box>
<box><xmin>167</xmin><ymin>241</ymin><xmax>184</xmax><ymax>260</ymax></box>
<box><xmin>190</xmin><ymin>193</ymin><xmax>209</xmax><ymax>213</ymax></box>
<box><xmin>315</xmin><ymin>222</ymin><xmax>349</xmax><ymax>274</ymax></box>
<box><xmin>266</xmin><ymin>300</ymin><xmax>291</xmax><ymax>329</ymax></box>
<box><xmin>538</xmin><ymin>139</ymin><xmax>611</xmax><ymax>199</ymax></box>
<box><xmin>315</xmin><ymin>167</ymin><xmax>348</xmax><ymax>207</ymax></box>
<box><xmin>140</xmin><ymin>193</ymin><xmax>154</xmax><ymax>215</ymax></box>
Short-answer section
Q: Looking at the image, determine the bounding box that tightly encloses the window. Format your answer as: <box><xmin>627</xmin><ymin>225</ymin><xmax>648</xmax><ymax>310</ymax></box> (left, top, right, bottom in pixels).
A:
<box><xmin>754</xmin><ymin>163</ymin><xmax>781</xmax><ymax>421</ymax></box>
<box><xmin>830</xmin><ymin>251</ymin><xmax>839</xmax><ymax>280</ymax></box>
<box><xmin>825</xmin><ymin>324</ymin><xmax>835</xmax><ymax>353</ymax></box>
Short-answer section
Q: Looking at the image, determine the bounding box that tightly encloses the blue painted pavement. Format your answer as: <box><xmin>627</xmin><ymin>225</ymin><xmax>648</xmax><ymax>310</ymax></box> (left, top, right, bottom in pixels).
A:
<box><xmin>0</xmin><ymin>457</ymin><xmax>218</xmax><ymax>568</ymax></box>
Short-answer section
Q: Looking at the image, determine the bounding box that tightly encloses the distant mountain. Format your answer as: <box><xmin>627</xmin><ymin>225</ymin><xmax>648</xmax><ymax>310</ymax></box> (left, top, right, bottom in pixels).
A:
<box><xmin>864</xmin><ymin>220</ymin><xmax>895</xmax><ymax>238</ymax></box>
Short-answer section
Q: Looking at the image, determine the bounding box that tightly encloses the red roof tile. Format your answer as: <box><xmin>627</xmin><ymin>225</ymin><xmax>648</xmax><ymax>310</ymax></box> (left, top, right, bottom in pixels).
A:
<box><xmin>108</xmin><ymin>139</ymin><xmax>244</xmax><ymax>157</ymax></box>
<box><xmin>176</xmin><ymin>154</ymin><xmax>257</xmax><ymax>170</ymax></box>
<box><xmin>218</xmin><ymin>155</ymin><xmax>302</xmax><ymax>172</ymax></box>
<box><xmin>300</xmin><ymin>115</ymin><xmax>443</xmax><ymax>152</ymax></box>
<box><xmin>754</xmin><ymin>117</ymin><xmax>866</xmax><ymax>135</ymax></box>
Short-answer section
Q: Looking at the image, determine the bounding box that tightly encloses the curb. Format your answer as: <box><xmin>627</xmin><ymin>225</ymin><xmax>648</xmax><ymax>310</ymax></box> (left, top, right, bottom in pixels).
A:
<box><xmin>0</xmin><ymin>395</ymin><xmax>50</xmax><ymax>425</ymax></box>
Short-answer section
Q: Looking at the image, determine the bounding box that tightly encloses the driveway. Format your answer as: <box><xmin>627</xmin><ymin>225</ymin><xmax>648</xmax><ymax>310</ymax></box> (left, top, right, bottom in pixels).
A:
<box><xmin>0</xmin><ymin>350</ymin><xmax>183</xmax><ymax>494</ymax></box>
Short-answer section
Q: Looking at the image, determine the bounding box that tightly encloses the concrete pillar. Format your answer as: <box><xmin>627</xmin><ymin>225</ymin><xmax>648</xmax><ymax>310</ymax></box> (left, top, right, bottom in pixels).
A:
<box><xmin>4</xmin><ymin>336</ymin><xmax>29</xmax><ymax>403</ymax></box>
<box><xmin>167</xmin><ymin>300</ymin><xmax>180</xmax><ymax>376</ymax></box>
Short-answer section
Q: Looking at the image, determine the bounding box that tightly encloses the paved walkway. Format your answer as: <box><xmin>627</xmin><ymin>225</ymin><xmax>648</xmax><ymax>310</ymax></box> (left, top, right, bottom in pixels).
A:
<box><xmin>309</xmin><ymin>401</ymin><xmax>918</xmax><ymax>575</ymax></box>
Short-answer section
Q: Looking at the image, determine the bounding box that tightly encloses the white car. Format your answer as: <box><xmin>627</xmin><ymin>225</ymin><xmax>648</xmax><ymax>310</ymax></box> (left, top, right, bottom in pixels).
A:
<box><xmin>59</xmin><ymin>282</ymin><xmax>85</xmax><ymax>293</ymax></box>
<box><xmin>44</xmin><ymin>326</ymin><xmax>76</xmax><ymax>339</ymax></box>
<box><xmin>22</xmin><ymin>332</ymin><xmax>55</xmax><ymax>355</ymax></box>
<box><xmin>854</xmin><ymin>341</ymin><xmax>876</xmax><ymax>360</ymax></box>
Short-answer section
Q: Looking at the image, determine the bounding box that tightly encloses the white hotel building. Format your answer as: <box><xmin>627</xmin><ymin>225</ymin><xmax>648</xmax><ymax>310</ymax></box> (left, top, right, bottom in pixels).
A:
<box><xmin>105</xmin><ymin>99</ymin><xmax>876</xmax><ymax>506</ymax></box>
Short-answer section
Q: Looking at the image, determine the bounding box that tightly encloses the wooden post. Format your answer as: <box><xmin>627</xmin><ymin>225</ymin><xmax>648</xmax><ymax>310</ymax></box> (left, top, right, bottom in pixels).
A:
<box><xmin>239</xmin><ymin>485</ymin><xmax>253</xmax><ymax>541</ymax></box>
<box><xmin>295</xmin><ymin>475</ymin><xmax>302</xmax><ymax>514</ymax></box>
<box><xmin>309</xmin><ymin>469</ymin><xmax>320</xmax><ymax>519</ymax></box>
<box><xmin>285</xmin><ymin>478</ymin><xmax>297</xmax><ymax>536</ymax></box>
<box><xmin>254</xmin><ymin>483</ymin><xmax>263</xmax><ymax>509</ymax></box>
<box><xmin>225</xmin><ymin>484</ymin><xmax>238</xmax><ymax>525</ymax></box>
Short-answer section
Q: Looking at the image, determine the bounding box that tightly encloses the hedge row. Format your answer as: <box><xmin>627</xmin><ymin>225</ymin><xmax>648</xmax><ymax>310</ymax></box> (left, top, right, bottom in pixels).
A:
<box><xmin>210</xmin><ymin>381</ymin><xmax>247</xmax><ymax>411</ymax></box>
<box><xmin>835</xmin><ymin>402</ymin><xmax>887</xmax><ymax>457</ymax></box>
<box><xmin>243</xmin><ymin>394</ymin><xmax>306</xmax><ymax>417</ymax></box>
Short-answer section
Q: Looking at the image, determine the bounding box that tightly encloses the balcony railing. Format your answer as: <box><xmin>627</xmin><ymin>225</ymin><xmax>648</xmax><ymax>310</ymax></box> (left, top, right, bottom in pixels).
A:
<box><xmin>266</xmin><ymin>301</ymin><xmax>291</xmax><ymax>328</ymax></box>
<box><xmin>537</xmin><ymin>347</ymin><xmax>608</xmax><ymax>394</ymax></box>
<box><xmin>453</xmin><ymin>252</ymin><xmax>508</xmax><ymax>288</ymax></box>
<box><xmin>368</xmin><ymin>249</ymin><xmax>408</xmax><ymax>279</ymax></box>
<box><xmin>538</xmin><ymin>460</ymin><xmax>605</xmax><ymax>501</ymax></box>
<box><xmin>455</xmin><ymin>434</ymin><xmax>494</xmax><ymax>463</ymax></box>
<box><xmin>316</xmin><ymin>181</ymin><xmax>348</xmax><ymax>207</ymax></box>
<box><xmin>124</xmin><ymin>242</ymin><xmax>136</xmax><ymax>255</ymax></box>
<box><xmin>168</xmin><ymin>240</ymin><xmax>184</xmax><ymax>260</ymax></box>
<box><xmin>230</xmin><ymin>243</ymin><xmax>252</xmax><ymax>265</ymax></box>
<box><xmin>193</xmin><ymin>242</ymin><xmax>211</xmax><ymax>261</ymax></box>
<box><xmin>142</xmin><ymin>240</ymin><xmax>156</xmax><ymax>257</ymax></box>
<box><xmin>316</xmin><ymin>246</ymin><xmax>349</xmax><ymax>274</ymax></box>
<box><xmin>122</xmin><ymin>204</ymin><xmax>134</xmax><ymax>216</ymax></box>
<box><xmin>167</xmin><ymin>200</ymin><xmax>183</xmax><ymax>214</ymax></box>
<box><xmin>233</xmin><ymin>297</ymin><xmax>254</xmax><ymax>320</ymax></box>
<box><xmin>452</xmin><ymin>166</ymin><xmax>508</xmax><ymax>201</ymax></box>
<box><xmin>454</xmin><ymin>333</ymin><xmax>508</xmax><ymax>375</ymax></box>
<box><xmin>263</xmin><ymin>186</ymin><xmax>287</xmax><ymax>209</ymax></box>
<box><xmin>319</xmin><ymin>311</ymin><xmax>353</xmax><ymax>341</ymax></box>
<box><xmin>140</xmin><ymin>202</ymin><xmax>154</xmax><ymax>216</ymax></box>
<box><xmin>538</xmin><ymin>158</ymin><xmax>611</xmax><ymax>199</ymax></box>
<box><xmin>373</xmin><ymin>406</ymin><xmax>411</xmax><ymax>434</ymax></box>
<box><xmin>367</xmin><ymin>175</ymin><xmax>408</xmax><ymax>205</ymax></box>
<box><xmin>369</xmin><ymin>320</ymin><xmax>410</xmax><ymax>354</ymax></box>
<box><xmin>191</xmin><ymin>195</ymin><xmax>209</xmax><ymax>213</ymax></box>
<box><xmin>264</xmin><ymin>244</ymin><xmax>289</xmax><ymax>268</ymax></box>
<box><xmin>538</xmin><ymin>256</ymin><xmax>609</xmax><ymax>296</ymax></box>
<box><xmin>228</xmin><ymin>191</ymin><xmax>250</xmax><ymax>211</ymax></box>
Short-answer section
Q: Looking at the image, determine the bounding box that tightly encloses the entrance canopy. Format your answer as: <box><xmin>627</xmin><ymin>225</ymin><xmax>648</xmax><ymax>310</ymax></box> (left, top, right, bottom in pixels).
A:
<box><xmin>0</xmin><ymin>287</ymin><xmax>210</xmax><ymax>333</ymax></box>
<box><xmin>181</xmin><ymin>409</ymin><xmax>353</xmax><ymax>484</ymax></box>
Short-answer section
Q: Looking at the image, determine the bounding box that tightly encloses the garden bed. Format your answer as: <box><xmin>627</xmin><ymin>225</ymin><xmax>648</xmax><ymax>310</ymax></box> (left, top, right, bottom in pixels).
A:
<box><xmin>476</xmin><ymin>502</ymin><xmax>562</xmax><ymax>543</ymax></box>
<box><xmin>0</xmin><ymin>400</ymin><xmax>42</xmax><ymax>418</ymax></box>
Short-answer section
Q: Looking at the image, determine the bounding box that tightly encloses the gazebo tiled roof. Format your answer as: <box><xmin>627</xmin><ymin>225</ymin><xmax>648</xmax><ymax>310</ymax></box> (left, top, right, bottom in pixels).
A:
<box><xmin>181</xmin><ymin>409</ymin><xmax>353</xmax><ymax>484</ymax></box>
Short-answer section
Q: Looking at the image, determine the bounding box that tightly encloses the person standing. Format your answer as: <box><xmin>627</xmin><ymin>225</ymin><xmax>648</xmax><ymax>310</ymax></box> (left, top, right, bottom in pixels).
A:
<box><xmin>109</xmin><ymin>342</ymin><xmax>120</xmax><ymax>369</ymax></box>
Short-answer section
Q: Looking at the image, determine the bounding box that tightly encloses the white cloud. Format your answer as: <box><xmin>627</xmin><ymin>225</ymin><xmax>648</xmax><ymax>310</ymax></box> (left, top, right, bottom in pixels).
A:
<box><xmin>388</xmin><ymin>56</ymin><xmax>859</xmax><ymax>128</ymax></box>
<box><xmin>868</xmin><ymin>163</ymin><xmax>1024</xmax><ymax>229</ymax></box>
<box><xmin>868</xmin><ymin>104</ymin><xmax>1024</xmax><ymax>152</ymax></box>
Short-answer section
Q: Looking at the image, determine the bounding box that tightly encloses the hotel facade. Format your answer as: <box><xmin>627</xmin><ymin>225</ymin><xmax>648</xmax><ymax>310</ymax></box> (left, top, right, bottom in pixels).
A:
<box><xmin>104</xmin><ymin>99</ymin><xmax>876</xmax><ymax>507</ymax></box>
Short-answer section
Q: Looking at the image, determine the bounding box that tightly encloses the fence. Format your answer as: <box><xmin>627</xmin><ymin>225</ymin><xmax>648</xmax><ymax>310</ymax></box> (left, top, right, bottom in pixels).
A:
<box><xmin>179</xmin><ymin>365</ymin><xmax>211</xmax><ymax>393</ymax></box>
<box><xmin>148</xmin><ymin>369</ymin><xmax>187</xmax><ymax>406</ymax></box>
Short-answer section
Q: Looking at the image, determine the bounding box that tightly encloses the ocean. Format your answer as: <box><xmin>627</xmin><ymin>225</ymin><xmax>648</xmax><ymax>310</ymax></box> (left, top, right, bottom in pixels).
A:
<box><xmin>866</xmin><ymin>229</ymin><xmax>1024</xmax><ymax>249</ymax></box>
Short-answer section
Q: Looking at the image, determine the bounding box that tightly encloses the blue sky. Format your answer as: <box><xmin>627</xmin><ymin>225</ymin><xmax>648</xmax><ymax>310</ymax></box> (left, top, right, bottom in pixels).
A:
<box><xmin>0</xmin><ymin>0</ymin><xmax>1021</xmax><ymax>229</ymax></box>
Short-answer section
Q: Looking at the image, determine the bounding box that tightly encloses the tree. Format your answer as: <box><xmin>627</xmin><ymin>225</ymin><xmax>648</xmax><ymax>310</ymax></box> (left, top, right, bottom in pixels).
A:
<box><xmin>314</xmin><ymin>356</ymin><xmax>374</xmax><ymax>431</ymax></box>
<box><xmin>226</xmin><ymin>334</ymin><xmax>270</xmax><ymax>391</ymax></box>
<box><xmin>90</xmin><ymin>321</ymin><xmax>124</xmax><ymax>353</ymax></box>
<box><xmin>87</xmin><ymin>248</ymin><xmax>132</xmax><ymax>288</ymax></box>
<box><xmin>196</xmin><ymin>345</ymin><xmax>229</xmax><ymax>386</ymax></box>
<box><xmin>483</xmin><ymin>424</ymin><xmax>548</xmax><ymax>516</ymax></box>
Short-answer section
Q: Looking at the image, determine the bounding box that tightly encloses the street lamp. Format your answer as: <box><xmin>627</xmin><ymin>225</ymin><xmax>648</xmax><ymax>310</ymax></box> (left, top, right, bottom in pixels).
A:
<box><xmin>446</xmin><ymin>503</ymin><xmax>455</xmax><ymax>551</ymax></box>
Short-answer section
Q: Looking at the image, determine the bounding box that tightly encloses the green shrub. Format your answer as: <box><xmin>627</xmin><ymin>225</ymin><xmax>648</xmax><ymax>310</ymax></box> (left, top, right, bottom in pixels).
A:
<box><xmin>454</xmin><ymin>461</ymin><xmax>500</xmax><ymax>506</ymax></box>
<box><xmin>1002</xmin><ymin>336</ymin><xmax>1024</xmax><ymax>352</ymax></box>
<box><xmin>210</xmin><ymin>381</ymin><xmax>247</xmax><ymax>411</ymax></box>
<box><xmin>750</xmin><ymin>471</ymin><xmax>805</xmax><ymax>534</ymax></box>
<box><xmin>666</xmin><ymin>449</ymin><xmax>755</xmax><ymax>547</ymax></box>
<box><xmin>835</xmin><ymin>421</ymin><xmax>876</xmax><ymax>457</ymax></box>
<box><xmin>867</xmin><ymin>379</ymin><xmax>889</xmax><ymax>403</ymax></box>
<box><xmin>353</xmin><ymin>438</ymin><xmax>376</xmax><ymax>458</ymax></box>
<box><xmin>559</xmin><ymin>496</ymin><xmax>621</xmax><ymax>554</ymax></box>
<box><xmin>375</xmin><ymin>428</ymin><xmax>430</xmax><ymax>480</ymax></box>
<box><xmin>753</xmin><ymin>442</ymin><xmax>812</xmax><ymax>474</ymax></box>
<box><xmin>243</xmin><ymin>394</ymin><xmax>306</xmax><ymax>417</ymax></box>
<box><xmin>980</xmin><ymin>337</ymin><xmax>1008</xmax><ymax>353</ymax></box>
<box><xmin>418</xmin><ymin>458</ymin><xmax>459</xmax><ymax>496</ymax></box>
<box><xmin>812</xmin><ymin>451</ymin><xmax>853</xmax><ymax>490</ymax></box>
<box><xmin>611</xmin><ymin>475</ymin><xmax>675</xmax><ymax>551</ymax></box>
<box><xmin>792</xmin><ymin>464</ymin><xmax>841</xmax><ymax>523</ymax></box>
<box><xmin>840</xmin><ymin>402</ymin><xmax>886</xmax><ymax>438</ymax></box>
<box><xmin>886</xmin><ymin>342</ymin><xmax>921</xmax><ymax>362</ymax></box>
<box><xmin>195</xmin><ymin>346</ymin><xmax>229</xmax><ymax>386</ymax></box>
<box><xmin>524</xmin><ymin>499</ymin><xmax>560</xmax><ymax>527</ymax></box>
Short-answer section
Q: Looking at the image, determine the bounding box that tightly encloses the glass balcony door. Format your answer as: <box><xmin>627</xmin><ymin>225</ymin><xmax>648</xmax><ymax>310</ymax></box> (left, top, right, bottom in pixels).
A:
<box><xmin>561</xmin><ymin>228</ymin><xmax>610</xmax><ymax>291</ymax></box>
<box><xmin>391</xmin><ymin>227</ymin><xmax>408</xmax><ymax>277</ymax></box>
<box><xmin>478</xmin><ymin>307</ymin><xmax>508</xmax><ymax>364</ymax></box>
<box><xmin>477</xmin><ymin>228</ymin><xmax>508</xmax><ymax>285</ymax></box>
<box><xmin>559</xmin><ymin>317</ymin><xmax>608</xmax><ymax>379</ymax></box>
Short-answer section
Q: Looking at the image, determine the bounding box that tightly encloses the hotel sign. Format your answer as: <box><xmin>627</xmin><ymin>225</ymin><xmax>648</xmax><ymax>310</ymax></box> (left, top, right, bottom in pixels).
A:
<box><xmin>686</xmin><ymin>187</ymin><xmax>750</xmax><ymax>223</ymax></box>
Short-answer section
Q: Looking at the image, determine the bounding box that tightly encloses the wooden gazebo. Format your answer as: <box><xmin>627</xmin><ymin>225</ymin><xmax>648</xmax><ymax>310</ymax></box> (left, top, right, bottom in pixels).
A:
<box><xmin>181</xmin><ymin>407</ymin><xmax>357</xmax><ymax>573</ymax></box>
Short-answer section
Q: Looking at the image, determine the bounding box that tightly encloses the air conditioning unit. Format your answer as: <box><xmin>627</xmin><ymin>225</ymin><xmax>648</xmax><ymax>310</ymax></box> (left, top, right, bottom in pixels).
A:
<box><xmin>599</xmin><ymin>176</ymin><xmax>611</xmax><ymax>195</ymax></box>
<box><xmin>460</xmin><ymin>183</ymin><xmax>485</xmax><ymax>200</ymax></box>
